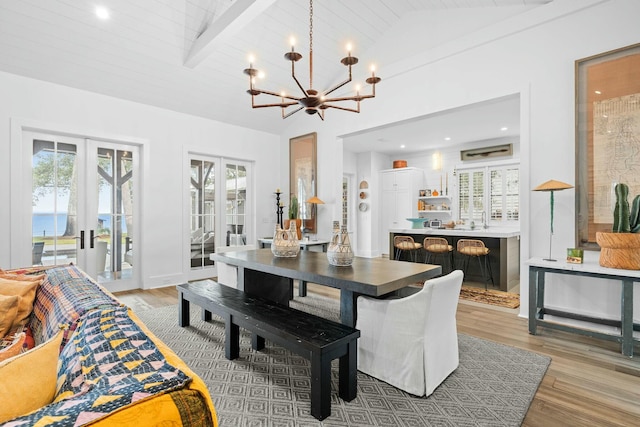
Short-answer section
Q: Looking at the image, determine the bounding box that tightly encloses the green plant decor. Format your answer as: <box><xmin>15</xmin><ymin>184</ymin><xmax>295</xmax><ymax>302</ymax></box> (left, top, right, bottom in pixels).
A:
<box><xmin>612</xmin><ymin>183</ymin><xmax>640</xmax><ymax>233</ymax></box>
<box><xmin>289</xmin><ymin>195</ymin><xmax>299</xmax><ymax>220</ymax></box>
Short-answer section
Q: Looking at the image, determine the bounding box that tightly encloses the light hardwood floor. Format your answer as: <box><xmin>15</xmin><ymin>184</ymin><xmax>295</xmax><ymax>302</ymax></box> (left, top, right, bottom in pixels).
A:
<box><xmin>114</xmin><ymin>284</ymin><xmax>640</xmax><ymax>427</ymax></box>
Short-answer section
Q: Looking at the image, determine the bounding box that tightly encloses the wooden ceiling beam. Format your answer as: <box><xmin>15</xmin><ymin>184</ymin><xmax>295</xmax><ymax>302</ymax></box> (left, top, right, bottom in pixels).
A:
<box><xmin>184</xmin><ymin>0</ymin><xmax>276</xmax><ymax>68</ymax></box>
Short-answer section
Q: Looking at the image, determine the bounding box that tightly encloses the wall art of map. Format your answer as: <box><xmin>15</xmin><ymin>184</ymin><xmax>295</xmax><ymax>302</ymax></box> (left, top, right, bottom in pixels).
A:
<box><xmin>593</xmin><ymin>93</ymin><xmax>640</xmax><ymax>223</ymax></box>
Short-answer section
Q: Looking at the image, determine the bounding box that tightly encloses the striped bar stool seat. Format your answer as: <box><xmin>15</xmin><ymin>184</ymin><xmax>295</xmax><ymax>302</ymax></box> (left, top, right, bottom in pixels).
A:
<box><xmin>423</xmin><ymin>237</ymin><xmax>454</xmax><ymax>274</ymax></box>
<box><xmin>456</xmin><ymin>239</ymin><xmax>494</xmax><ymax>289</ymax></box>
<box><xmin>394</xmin><ymin>236</ymin><xmax>422</xmax><ymax>262</ymax></box>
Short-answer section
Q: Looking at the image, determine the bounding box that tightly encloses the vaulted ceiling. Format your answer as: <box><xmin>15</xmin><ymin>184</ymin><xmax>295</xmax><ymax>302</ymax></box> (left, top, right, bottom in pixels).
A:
<box><xmin>0</xmin><ymin>0</ymin><xmax>551</xmax><ymax>136</ymax></box>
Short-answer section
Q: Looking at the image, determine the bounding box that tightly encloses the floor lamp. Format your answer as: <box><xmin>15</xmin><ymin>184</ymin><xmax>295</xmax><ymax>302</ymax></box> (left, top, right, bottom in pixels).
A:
<box><xmin>306</xmin><ymin>196</ymin><xmax>325</xmax><ymax>241</ymax></box>
<box><xmin>533</xmin><ymin>180</ymin><xmax>574</xmax><ymax>261</ymax></box>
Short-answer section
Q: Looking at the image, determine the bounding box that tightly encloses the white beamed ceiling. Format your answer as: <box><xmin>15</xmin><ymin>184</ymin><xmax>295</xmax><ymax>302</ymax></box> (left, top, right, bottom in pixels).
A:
<box><xmin>0</xmin><ymin>0</ymin><xmax>551</xmax><ymax>135</ymax></box>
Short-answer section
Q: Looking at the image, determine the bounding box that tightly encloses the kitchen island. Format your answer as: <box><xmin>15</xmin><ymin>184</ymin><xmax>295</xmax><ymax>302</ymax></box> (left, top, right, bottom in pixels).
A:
<box><xmin>389</xmin><ymin>227</ymin><xmax>520</xmax><ymax>292</ymax></box>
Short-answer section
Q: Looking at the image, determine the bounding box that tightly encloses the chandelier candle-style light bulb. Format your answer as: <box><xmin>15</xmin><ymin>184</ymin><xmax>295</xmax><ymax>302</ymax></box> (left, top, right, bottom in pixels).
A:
<box><xmin>243</xmin><ymin>0</ymin><xmax>381</xmax><ymax>120</ymax></box>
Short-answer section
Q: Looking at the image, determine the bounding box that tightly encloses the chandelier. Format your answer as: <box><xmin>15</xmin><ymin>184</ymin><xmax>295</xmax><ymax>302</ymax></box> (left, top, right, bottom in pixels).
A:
<box><xmin>243</xmin><ymin>0</ymin><xmax>381</xmax><ymax>120</ymax></box>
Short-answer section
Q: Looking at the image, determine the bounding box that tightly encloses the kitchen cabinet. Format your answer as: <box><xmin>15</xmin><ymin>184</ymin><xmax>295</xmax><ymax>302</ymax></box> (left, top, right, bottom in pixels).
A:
<box><xmin>380</xmin><ymin>167</ymin><xmax>424</xmax><ymax>231</ymax></box>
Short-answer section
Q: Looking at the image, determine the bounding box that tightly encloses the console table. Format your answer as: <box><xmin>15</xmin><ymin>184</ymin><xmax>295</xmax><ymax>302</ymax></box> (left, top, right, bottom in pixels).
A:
<box><xmin>527</xmin><ymin>257</ymin><xmax>639</xmax><ymax>357</ymax></box>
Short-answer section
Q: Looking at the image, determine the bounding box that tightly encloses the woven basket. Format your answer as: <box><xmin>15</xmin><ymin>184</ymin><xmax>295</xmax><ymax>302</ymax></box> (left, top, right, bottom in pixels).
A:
<box><xmin>392</xmin><ymin>160</ymin><xmax>407</xmax><ymax>168</ymax></box>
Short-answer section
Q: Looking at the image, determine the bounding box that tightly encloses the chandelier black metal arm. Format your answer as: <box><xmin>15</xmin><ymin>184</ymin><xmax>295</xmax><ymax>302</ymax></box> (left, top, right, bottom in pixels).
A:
<box><xmin>243</xmin><ymin>0</ymin><xmax>381</xmax><ymax>120</ymax></box>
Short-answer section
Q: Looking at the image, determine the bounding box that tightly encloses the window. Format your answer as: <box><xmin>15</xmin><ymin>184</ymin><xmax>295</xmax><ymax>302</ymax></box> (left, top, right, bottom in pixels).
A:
<box><xmin>458</xmin><ymin>170</ymin><xmax>485</xmax><ymax>223</ymax></box>
<box><xmin>458</xmin><ymin>163</ymin><xmax>519</xmax><ymax>226</ymax></box>
<box><xmin>490</xmin><ymin>168</ymin><xmax>519</xmax><ymax>221</ymax></box>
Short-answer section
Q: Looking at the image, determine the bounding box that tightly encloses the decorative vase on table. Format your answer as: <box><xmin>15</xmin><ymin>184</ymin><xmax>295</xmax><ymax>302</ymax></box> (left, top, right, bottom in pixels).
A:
<box><xmin>271</xmin><ymin>222</ymin><xmax>300</xmax><ymax>258</ymax></box>
<box><xmin>327</xmin><ymin>225</ymin><xmax>354</xmax><ymax>266</ymax></box>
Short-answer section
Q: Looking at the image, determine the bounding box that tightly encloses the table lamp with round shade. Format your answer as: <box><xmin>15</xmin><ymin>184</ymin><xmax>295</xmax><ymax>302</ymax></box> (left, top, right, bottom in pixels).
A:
<box><xmin>533</xmin><ymin>179</ymin><xmax>574</xmax><ymax>261</ymax></box>
<box><xmin>306</xmin><ymin>196</ymin><xmax>325</xmax><ymax>240</ymax></box>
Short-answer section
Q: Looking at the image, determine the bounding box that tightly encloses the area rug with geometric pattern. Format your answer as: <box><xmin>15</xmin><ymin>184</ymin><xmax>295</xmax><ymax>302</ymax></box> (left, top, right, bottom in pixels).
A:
<box><xmin>136</xmin><ymin>293</ymin><xmax>549</xmax><ymax>426</ymax></box>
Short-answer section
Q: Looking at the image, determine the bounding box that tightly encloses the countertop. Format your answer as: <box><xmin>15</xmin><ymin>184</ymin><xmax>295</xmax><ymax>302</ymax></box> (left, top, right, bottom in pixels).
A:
<box><xmin>389</xmin><ymin>227</ymin><xmax>520</xmax><ymax>238</ymax></box>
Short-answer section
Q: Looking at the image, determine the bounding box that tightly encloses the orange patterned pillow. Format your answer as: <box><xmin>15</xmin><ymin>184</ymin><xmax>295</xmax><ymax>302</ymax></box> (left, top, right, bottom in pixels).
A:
<box><xmin>0</xmin><ymin>333</ymin><xmax>25</xmax><ymax>362</ymax></box>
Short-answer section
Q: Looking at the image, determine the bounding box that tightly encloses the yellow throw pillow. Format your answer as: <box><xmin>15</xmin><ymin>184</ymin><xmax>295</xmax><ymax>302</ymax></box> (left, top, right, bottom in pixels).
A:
<box><xmin>0</xmin><ymin>332</ymin><xmax>26</xmax><ymax>362</ymax></box>
<box><xmin>0</xmin><ymin>329</ymin><xmax>64</xmax><ymax>423</ymax></box>
<box><xmin>0</xmin><ymin>278</ymin><xmax>42</xmax><ymax>332</ymax></box>
<box><xmin>0</xmin><ymin>294</ymin><xmax>19</xmax><ymax>338</ymax></box>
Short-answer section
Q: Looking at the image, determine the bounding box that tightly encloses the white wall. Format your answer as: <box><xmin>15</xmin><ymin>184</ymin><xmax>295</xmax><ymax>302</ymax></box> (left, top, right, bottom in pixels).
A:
<box><xmin>1</xmin><ymin>71</ymin><xmax>280</xmax><ymax>289</ymax></box>
<box><xmin>280</xmin><ymin>0</ymin><xmax>640</xmax><ymax>321</ymax></box>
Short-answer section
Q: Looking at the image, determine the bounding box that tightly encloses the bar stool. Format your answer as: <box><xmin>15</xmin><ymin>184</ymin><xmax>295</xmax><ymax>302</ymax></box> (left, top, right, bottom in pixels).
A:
<box><xmin>393</xmin><ymin>236</ymin><xmax>422</xmax><ymax>262</ymax></box>
<box><xmin>423</xmin><ymin>237</ymin><xmax>454</xmax><ymax>274</ymax></box>
<box><xmin>456</xmin><ymin>239</ymin><xmax>494</xmax><ymax>289</ymax></box>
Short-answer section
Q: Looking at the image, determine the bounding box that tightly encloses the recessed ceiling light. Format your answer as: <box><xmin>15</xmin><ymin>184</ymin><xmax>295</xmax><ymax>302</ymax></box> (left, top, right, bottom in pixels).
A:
<box><xmin>444</xmin><ymin>137</ymin><xmax>451</xmax><ymax>141</ymax></box>
<box><xmin>400</xmin><ymin>144</ymin><xmax>405</xmax><ymax>149</ymax></box>
<box><xmin>500</xmin><ymin>127</ymin><xmax>508</xmax><ymax>131</ymax></box>
<box><xmin>95</xmin><ymin>6</ymin><xmax>110</xmax><ymax>20</ymax></box>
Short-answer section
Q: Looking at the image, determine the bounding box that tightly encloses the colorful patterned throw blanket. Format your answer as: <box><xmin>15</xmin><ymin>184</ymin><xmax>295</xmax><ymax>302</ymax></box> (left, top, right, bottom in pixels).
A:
<box><xmin>30</xmin><ymin>264</ymin><xmax>121</xmax><ymax>347</ymax></box>
<box><xmin>4</xmin><ymin>306</ymin><xmax>191</xmax><ymax>426</ymax></box>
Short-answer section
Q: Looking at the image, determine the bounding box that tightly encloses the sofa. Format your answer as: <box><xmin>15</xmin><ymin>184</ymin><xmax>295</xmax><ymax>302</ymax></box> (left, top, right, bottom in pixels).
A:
<box><xmin>0</xmin><ymin>264</ymin><xmax>218</xmax><ymax>426</ymax></box>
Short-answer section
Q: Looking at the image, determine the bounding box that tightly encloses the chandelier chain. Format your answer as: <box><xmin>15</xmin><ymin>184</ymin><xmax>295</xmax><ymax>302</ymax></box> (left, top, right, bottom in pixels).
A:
<box><xmin>309</xmin><ymin>0</ymin><xmax>313</xmax><ymax>89</ymax></box>
<box><xmin>309</xmin><ymin>0</ymin><xmax>313</xmax><ymax>52</ymax></box>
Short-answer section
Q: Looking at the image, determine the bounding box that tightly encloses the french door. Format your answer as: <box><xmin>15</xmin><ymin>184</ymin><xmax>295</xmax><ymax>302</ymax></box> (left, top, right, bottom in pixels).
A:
<box><xmin>25</xmin><ymin>131</ymin><xmax>139</xmax><ymax>291</ymax></box>
<box><xmin>188</xmin><ymin>154</ymin><xmax>253</xmax><ymax>280</ymax></box>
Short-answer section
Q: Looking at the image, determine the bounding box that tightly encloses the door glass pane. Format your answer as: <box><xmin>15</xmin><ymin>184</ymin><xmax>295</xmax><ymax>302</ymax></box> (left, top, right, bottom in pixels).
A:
<box><xmin>96</xmin><ymin>148</ymin><xmax>134</xmax><ymax>282</ymax></box>
<box><xmin>32</xmin><ymin>139</ymin><xmax>78</xmax><ymax>266</ymax></box>
<box><xmin>225</xmin><ymin>163</ymin><xmax>247</xmax><ymax>247</ymax></box>
<box><xmin>190</xmin><ymin>159</ymin><xmax>215</xmax><ymax>269</ymax></box>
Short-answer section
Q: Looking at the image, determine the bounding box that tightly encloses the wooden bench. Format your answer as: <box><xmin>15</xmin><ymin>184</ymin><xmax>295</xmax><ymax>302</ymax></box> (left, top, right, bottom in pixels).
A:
<box><xmin>177</xmin><ymin>281</ymin><xmax>360</xmax><ymax>421</ymax></box>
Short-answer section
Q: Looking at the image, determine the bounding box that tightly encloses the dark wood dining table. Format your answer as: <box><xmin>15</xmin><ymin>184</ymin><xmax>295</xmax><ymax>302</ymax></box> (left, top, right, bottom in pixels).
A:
<box><xmin>210</xmin><ymin>248</ymin><xmax>442</xmax><ymax>327</ymax></box>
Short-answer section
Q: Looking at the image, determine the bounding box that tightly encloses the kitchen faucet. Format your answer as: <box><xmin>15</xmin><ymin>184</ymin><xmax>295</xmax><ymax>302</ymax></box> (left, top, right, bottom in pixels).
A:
<box><xmin>482</xmin><ymin>211</ymin><xmax>488</xmax><ymax>229</ymax></box>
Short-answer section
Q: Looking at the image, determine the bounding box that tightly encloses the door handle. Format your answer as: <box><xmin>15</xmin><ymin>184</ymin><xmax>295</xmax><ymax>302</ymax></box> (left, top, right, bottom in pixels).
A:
<box><xmin>75</xmin><ymin>230</ymin><xmax>85</xmax><ymax>249</ymax></box>
<box><xmin>90</xmin><ymin>230</ymin><xmax>94</xmax><ymax>249</ymax></box>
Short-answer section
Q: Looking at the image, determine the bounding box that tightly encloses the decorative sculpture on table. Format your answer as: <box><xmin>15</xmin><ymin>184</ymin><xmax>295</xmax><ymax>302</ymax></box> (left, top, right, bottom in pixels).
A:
<box><xmin>272</xmin><ymin>221</ymin><xmax>300</xmax><ymax>258</ymax></box>
<box><xmin>327</xmin><ymin>224</ymin><xmax>354</xmax><ymax>266</ymax></box>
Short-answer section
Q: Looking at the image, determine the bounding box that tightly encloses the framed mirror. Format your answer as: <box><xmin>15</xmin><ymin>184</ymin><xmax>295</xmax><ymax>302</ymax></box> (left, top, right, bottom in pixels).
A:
<box><xmin>575</xmin><ymin>43</ymin><xmax>640</xmax><ymax>250</ymax></box>
<box><xmin>290</xmin><ymin>132</ymin><xmax>317</xmax><ymax>234</ymax></box>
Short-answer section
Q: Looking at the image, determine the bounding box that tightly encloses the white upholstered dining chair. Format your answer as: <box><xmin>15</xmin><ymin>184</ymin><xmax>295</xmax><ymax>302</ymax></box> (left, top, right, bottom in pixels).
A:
<box><xmin>356</xmin><ymin>270</ymin><xmax>464</xmax><ymax>396</ymax></box>
<box><xmin>215</xmin><ymin>245</ymin><xmax>256</xmax><ymax>288</ymax></box>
